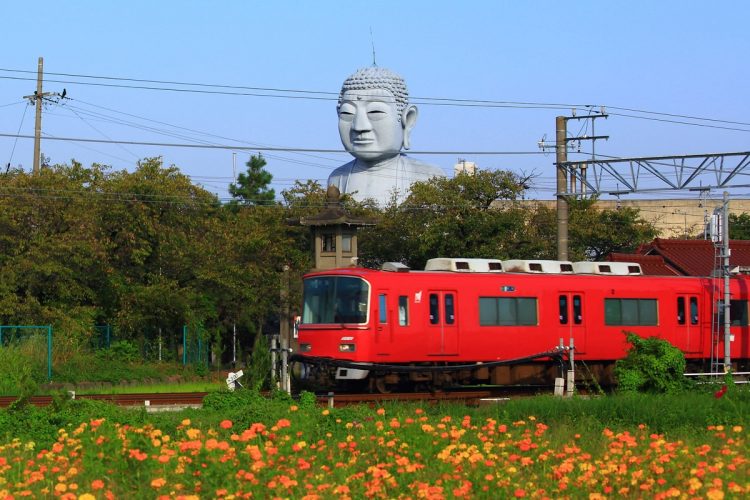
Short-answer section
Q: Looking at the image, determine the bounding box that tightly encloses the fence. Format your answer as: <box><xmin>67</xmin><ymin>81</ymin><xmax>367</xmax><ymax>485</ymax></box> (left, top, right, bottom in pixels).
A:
<box><xmin>0</xmin><ymin>325</ymin><xmax>53</xmax><ymax>381</ymax></box>
<box><xmin>93</xmin><ymin>324</ymin><xmax>209</xmax><ymax>367</ymax></box>
<box><xmin>182</xmin><ymin>325</ymin><xmax>209</xmax><ymax>367</ymax></box>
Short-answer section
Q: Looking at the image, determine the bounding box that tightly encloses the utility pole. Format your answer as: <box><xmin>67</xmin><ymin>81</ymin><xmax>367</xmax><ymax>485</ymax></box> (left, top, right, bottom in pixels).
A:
<box><xmin>722</xmin><ymin>191</ymin><xmax>731</xmax><ymax>372</ymax></box>
<box><xmin>22</xmin><ymin>57</ymin><xmax>66</xmax><ymax>175</ymax></box>
<box><xmin>555</xmin><ymin>116</ymin><xmax>569</xmax><ymax>261</ymax></box>
<box><xmin>543</xmin><ymin>112</ymin><xmax>608</xmax><ymax>260</ymax></box>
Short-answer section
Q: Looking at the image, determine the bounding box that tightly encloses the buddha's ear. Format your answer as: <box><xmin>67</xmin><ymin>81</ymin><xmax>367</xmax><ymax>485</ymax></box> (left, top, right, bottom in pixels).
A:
<box><xmin>402</xmin><ymin>105</ymin><xmax>418</xmax><ymax>150</ymax></box>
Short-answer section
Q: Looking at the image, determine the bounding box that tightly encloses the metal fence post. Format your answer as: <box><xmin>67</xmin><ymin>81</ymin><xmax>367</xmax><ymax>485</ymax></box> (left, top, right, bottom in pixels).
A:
<box><xmin>47</xmin><ymin>325</ymin><xmax>52</xmax><ymax>381</ymax></box>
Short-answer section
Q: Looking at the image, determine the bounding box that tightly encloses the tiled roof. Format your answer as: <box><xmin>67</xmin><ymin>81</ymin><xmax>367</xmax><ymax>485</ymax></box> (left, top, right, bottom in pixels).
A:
<box><xmin>608</xmin><ymin>253</ymin><xmax>681</xmax><ymax>276</ymax></box>
<box><xmin>629</xmin><ymin>238</ymin><xmax>750</xmax><ymax>276</ymax></box>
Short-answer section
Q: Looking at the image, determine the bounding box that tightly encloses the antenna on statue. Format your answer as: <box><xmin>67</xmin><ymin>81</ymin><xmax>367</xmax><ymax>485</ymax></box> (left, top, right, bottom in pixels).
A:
<box><xmin>370</xmin><ymin>27</ymin><xmax>377</xmax><ymax>66</ymax></box>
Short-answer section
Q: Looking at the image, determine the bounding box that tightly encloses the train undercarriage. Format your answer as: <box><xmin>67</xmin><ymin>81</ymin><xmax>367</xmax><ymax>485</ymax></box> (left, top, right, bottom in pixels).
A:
<box><xmin>291</xmin><ymin>351</ymin><xmax>618</xmax><ymax>393</ymax></box>
<box><xmin>291</xmin><ymin>355</ymin><xmax>747</xmax><ymax>394</ymax></box>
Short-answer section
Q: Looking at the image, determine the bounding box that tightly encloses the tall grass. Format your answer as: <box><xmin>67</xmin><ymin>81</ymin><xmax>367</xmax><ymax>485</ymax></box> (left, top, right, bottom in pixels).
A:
<box><xmin>0</xmin><ymin>336</ymin><xmax>48</xmax><ymax>395</ymax></box>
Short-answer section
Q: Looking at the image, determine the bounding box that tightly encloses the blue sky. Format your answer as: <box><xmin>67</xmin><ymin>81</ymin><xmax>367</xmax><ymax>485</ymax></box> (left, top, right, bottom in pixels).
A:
<box><xmin>1</xmin><ymin>1</ymin><xmax>748</xmax><ymax>203</ymax></box>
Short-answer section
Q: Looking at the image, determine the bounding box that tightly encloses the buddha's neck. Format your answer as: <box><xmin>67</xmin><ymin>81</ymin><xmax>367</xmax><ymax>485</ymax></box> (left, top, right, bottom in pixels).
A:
<box><xmin>361</xmin><ymin>154</ymin><xmax>401</xmax><ymax>170</ymax></box>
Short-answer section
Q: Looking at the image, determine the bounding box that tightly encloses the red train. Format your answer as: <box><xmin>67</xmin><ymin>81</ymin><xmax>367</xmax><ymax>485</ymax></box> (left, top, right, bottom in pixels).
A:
<box><xmin>293</xmin><ymin>258</ymin><xmax>750</xmax><ymax>392</ymax></box>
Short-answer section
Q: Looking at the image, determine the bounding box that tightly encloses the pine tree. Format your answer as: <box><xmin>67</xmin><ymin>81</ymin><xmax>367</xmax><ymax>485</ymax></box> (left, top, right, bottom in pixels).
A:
<box><xmin>229</xmin><ymin>154</ymin><xmax>275</xmax><ymax>206</ymax></box>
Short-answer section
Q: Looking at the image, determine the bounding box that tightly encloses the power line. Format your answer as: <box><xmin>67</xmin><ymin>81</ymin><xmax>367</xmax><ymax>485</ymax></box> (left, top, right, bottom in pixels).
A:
<box><xmin>608</xmin><ymin>111</ymin><xmax>750</xmax><ymax>133</ymax></box>
<box><xmin>3</xmin><ymin>67</ymin><xmax>748</xmax><ymax>128</ymax></box>
<box><xmin>6</xmin><ymin>102</ymin><xmax>29</xmax><ymax>171</ymax></box>
<box><xmin>0</xmin><ymin>133</ymin><xmax>549</xmax><ymax>155</ymax></box>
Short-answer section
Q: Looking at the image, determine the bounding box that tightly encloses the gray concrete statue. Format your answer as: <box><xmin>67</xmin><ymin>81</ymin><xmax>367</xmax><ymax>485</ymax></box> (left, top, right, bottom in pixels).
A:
<box><xmin>327</xmin><ymin>66</ymin><xmax>445</xmax><ymax>204</ymax></box>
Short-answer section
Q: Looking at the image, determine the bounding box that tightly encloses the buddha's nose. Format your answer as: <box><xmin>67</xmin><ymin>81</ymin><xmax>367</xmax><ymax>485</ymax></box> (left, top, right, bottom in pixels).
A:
<box><xmin>352</xmin><ymin>111</ymin><xmax>371</xmax><ymax>132</ymax></box>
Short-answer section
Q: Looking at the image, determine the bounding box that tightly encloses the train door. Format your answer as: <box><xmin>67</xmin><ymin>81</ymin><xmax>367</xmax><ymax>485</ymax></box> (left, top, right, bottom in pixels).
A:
<box><xmin>676</xmin><ymin>293</ymin><xmax>701</xmax><ymax>353</ymax></box>
<box><xmin>427</xmin><ymin>291</ymin><xmax>458</xmax><ymax>355</ymax></box>
<box><xmin>375</xmin><ymin>291</ymin><xmax>392</xmax><ymax>355</ymax></box>
<box><xmin>557</xmin><ymin>292</ymin><xmax>586</xmax><ymax>354</ymax></box>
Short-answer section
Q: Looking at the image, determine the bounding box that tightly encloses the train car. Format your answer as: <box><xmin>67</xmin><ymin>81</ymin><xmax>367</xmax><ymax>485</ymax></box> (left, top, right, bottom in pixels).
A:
<box><xmin>293</xmin><ymin>258</ymin><xmax>750</xmax><ymax>392</ymax></box>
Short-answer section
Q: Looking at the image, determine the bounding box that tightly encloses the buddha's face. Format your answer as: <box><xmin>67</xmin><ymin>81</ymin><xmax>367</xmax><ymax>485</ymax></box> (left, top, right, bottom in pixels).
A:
<box><xmin>338</xmin><ymin>88</ymin><xmax>404</xmax><ymax>163</ymax></box>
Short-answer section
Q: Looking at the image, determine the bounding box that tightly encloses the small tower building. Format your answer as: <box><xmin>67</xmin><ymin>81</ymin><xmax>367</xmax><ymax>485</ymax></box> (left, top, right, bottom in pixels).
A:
<box><xmin>299</xmin><ymin>186</ymin><xmax>375</xmax><ymax>270</ymax></box>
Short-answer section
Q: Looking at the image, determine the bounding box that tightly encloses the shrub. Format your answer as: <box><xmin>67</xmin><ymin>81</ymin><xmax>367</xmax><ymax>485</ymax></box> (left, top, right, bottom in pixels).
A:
<box><xmin>614</xmin><ymin>331</ymin><xmax>692</xmax><ymax>394</ymax></box>
<box><xmin>97</xmin><ymin>340</ymin><xmax>140</xmax><ymax>363</ymax></box>
<box><xmin>247</xmin><ymin>333</ymin><xmax>271</xmax><ymax>391</ymax></box>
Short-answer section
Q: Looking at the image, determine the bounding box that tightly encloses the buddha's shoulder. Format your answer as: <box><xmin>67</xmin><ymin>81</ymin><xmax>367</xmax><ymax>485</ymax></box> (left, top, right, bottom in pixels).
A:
<box><xmin>328</xmin><ymin>160</ymin><xmax>357</xmax><ymax>179</ymax></box>
<box><xmin>401</xmin><ymin>156</ymin><xmax>445</xmax><ymax>178</ymax></box>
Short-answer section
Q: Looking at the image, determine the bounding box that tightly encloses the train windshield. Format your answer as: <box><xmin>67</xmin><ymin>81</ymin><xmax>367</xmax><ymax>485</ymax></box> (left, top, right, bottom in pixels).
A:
<box><xmin>302</xmin><ymin>276</ymin><xmax>370</xmax><ymax>324</ymax></box>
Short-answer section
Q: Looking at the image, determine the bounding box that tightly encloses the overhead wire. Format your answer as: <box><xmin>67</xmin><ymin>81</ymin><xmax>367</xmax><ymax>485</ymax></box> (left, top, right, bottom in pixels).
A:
<box><xmin>2</xmin><ymin>67</ymin><xmax>749</xmax><ymax>201</ymax></box>
<box><xmin>2</xmin><ymin>67</ymin><xmax>748</xmax><ymax>129</ymax></box>
<box><xmin>6</xmin><ymin>102</ymin><xmax>29</xmax><ymax>171</ymax></box>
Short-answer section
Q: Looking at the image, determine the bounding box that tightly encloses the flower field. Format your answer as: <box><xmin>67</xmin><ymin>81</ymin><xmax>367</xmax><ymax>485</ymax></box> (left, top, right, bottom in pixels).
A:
<box><xmin>0</xmin><ymin>402</ymin><xmax>747</xmax><ymax>499</ymax></box>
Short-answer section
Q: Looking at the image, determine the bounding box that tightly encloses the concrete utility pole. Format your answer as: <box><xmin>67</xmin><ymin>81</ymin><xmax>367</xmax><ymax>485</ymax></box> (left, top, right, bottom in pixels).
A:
<box><xmin>29</xmin><ymin>57</ymin><xmax>44</xmax><ymax>175</ymax></box>
<box><xmin>22</xmin><ymin>57</ymin><xmax>66</xmax><ymax>175</ymax></box>
<box><xmin>555</xmin><ymin>116</ymin><xmax>569</xmax><ymax>261</ymax></box>
<box><xmin>550</xmin><ymin>113</ymin><xmax>609</xmax><ymax>261</ymax></box>
<box><xmin>722</xmin><ymin>191</ymin><xmax>731</xmax><ymax>371</ymax></box>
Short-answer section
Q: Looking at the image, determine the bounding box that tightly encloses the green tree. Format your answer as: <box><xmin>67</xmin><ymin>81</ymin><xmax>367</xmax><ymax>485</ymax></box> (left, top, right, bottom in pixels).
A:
<box><xmin>229</xmin><ymin>154</ymin><xmax>275</xmax><ymax>206</ymax></box>
<box><xmin>0</xmin><ymin>161</ymin><xmax>111</xmax><ymax>345</ymax></box>
<box><xmin>567</xmin><ymin>197</ymin><xmax>658</xmax><ymax>260</ymax></box>
<box><xmin>358</xmin><ymin>170</ymin><xmax>533</xmax><ymax>269</ymax></box>
<box><xmin>729</xmin><ymin>212</ymin><xmax>750</xmax><ymax>240</ymax></box>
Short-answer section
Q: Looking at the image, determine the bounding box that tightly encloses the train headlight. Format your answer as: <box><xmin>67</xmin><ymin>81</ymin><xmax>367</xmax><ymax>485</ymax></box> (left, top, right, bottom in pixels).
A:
<box><xmin>339</xmin><ymin>343</ymin><xmax>356</xmax><ymax>352</ymax></box>
<box><xmin>299</xmin><ymin>343</ymin><xmax>312</xmax><ymax>352</ymax></box>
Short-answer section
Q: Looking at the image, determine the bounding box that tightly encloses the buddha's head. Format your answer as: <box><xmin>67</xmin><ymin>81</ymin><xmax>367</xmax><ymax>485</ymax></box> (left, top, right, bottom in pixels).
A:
<box><xmin>337</xmin><ymin>67</ymin><xmax>418</xmax><ymax>164</ymax></box>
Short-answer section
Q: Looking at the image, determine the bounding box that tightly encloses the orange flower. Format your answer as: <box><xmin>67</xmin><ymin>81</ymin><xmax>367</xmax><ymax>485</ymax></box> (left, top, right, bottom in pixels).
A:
<box><xmin>91</xmin><ymin>479</ymin><xmax>105</xmax><ymax>491</ymax></box>
<box><xmin>275</xmin><ymin>418</ymin><xmax>291</xmax><ymax>429</ymax></box>
<box><xmin>151</xmin><ymin>477</ymin><xmax>167</xmax><ymax>488</ymax></box>
<box><xmin>219</xmin><ymin>420</ymin><xmax>233</xmax><ymax>430</ymax></box>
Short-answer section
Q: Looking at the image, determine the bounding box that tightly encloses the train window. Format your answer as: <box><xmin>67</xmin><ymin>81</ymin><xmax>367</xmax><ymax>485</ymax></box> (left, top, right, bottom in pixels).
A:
<box><xmin>604</xmin><ymin>298</ymin><xmax>658</xmax><ymax>326</ymax></box>
<box><xmin>303</xmin><ymin>276</ymin><xmax>369</xmax><ymax>324</ymax></box>
<box><xmin>559</xmin><ymin>296</ymin><xmax>568</xmax><ymax>324</ymax></box>
<box><xmin>573</xmin><ymin>295</ymin><xmax>583</xmax><ymax>324</ymax></box>
<box><xmin>718</xmin><ymin>299</ymin><xmax>749</xmax><ymax>326</ymax></box>
<box><xmin>690</xmin><ymin>297</ymin><xmax>698</xmax><ymax>325</ymax></box>
<box><xmin>398</xmin><ymin>296</ymin><xmax>409</xmax><ymax>326</ymax></box>
<box><xmin>445</xmin><ymin>294</ymin><xmax>455</xmax><ymax>324</ymax></box>
<box><xmin>429</xmin><ymin>294</ymin><xmax>440</xmax><ymax>324</ymax></box>
<box><xmin>378</xmin><ymin>294</ymin><xmax>387</xmax><ymax>323</ymax></box>
<box><xmin>677</xmin><ymin>297</ymin><xmax>686</xmax><ymax>325</ymax></box>
<box><xmin>479</xmin><ymin>297</ymin><xmax>537</xmax><ymax>326</ymax></box>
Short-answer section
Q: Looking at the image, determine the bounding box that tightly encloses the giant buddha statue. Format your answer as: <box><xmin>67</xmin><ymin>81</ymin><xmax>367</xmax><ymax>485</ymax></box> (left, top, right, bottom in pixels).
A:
<box><xmin>327</xmin><ymin>66</ymin><xmax>445</xmax><ymax>204</ymax></box>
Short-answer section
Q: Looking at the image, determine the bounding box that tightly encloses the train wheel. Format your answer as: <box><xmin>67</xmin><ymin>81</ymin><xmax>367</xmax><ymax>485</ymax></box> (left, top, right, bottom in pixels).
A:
<box><xmin>373</xmin><ymin>376</ymin><xmax>391</xmax><ymax>394</ymax></box>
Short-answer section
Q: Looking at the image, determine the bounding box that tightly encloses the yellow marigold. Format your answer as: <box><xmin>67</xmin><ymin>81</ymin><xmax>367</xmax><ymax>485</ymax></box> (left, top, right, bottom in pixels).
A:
<box><xmin>77</xmin><ymin>494</ymin><xmax>96</xmax><ymax>500</ymax></box>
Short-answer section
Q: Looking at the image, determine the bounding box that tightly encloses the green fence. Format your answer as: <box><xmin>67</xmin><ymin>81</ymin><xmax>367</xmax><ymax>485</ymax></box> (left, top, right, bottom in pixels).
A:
<box><xmin>93</xmin><ymin>325</ymin><xmax>209</xmax><ymax>367</ymax></box>
<box><xmin>0</xmin><ymin>325</ymin><xmax>52</xmax><ymax>381</ymax></box>
<box><xmin>182</xmin><ymin>325</ymin><xmax>209</xmax><ymax>367</ymax></box>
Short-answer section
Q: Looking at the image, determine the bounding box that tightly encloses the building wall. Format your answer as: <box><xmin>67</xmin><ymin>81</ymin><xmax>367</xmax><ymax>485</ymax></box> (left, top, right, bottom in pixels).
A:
<box><xmin>520</xmin><ymin>199</ymin><xmax>750</xmax><ymax>239</ymax></box>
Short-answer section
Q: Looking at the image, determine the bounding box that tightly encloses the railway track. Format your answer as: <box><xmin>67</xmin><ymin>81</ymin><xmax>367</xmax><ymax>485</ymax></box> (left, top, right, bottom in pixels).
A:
<box><xmin>0</xmin><ymin>389</ymin><xmax>503</xmax><ymax>409</ymax></box>
<box><xmin>0</xmin><ymin>392</ymin><xmax>209</xmax><ymax>409</ymax></box>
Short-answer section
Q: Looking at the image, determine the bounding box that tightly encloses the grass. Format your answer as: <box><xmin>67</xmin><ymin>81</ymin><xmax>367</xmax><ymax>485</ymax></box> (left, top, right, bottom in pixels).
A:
<box><xmin>69</xmin><ymin>381</ymin><xmax>221</xmax><ymax>395</ymax></box>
